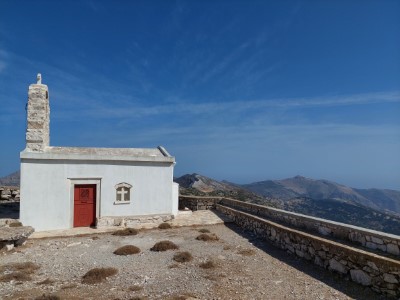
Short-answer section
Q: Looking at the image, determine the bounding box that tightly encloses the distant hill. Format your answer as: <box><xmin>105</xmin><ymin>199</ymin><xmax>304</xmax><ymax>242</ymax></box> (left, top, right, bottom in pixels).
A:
<box><xmin>175</xmin><ymin>173</ymin><xmax>282</xmax><ymax>208</ymax></box>
<box><xmin>175</xmin><ymin>173</ymin><xmax>400</xmax><ymax>235</ymax></box>
<box><xmin>243</xmin><ymin>175</ymin><xmax>400</xmax><ymax>215</ymax></box>
<box><xmin>0</xmin><ymin>171</ymin><xmax>20</xmax><ymax>187</ymax></box>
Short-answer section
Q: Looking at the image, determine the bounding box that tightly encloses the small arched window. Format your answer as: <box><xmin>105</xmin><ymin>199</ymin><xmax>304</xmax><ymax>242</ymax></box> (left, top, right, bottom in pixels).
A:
<box><xmin>114</xmin><ymin>182</ymin><xmax>132</xmax><ymax>204</ymax></box>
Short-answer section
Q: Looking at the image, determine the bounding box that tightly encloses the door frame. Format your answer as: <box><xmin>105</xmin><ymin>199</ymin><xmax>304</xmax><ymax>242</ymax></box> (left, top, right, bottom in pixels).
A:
<box><xmin>69</xmin><ymin>178</ymin><xmax>101</xmax><ymax>228</ymax></box>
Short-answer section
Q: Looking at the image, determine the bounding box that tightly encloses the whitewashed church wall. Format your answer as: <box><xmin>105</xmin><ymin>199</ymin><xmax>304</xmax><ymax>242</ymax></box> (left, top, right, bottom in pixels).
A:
<box><xmin>20</xmin><ymin>159</ymin><xmax>175</xmax><ymax>231</ymax></box>
<box><xmin>172</xmin><ymin>182</ymin><xmax>179</xmax><ymax>216</ymax></box>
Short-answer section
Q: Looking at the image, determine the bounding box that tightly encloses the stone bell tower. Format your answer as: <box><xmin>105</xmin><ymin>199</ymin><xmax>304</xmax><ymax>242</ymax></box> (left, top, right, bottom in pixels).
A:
<box><xmin>25</xmin><ymin>73</ymin><xmax>50</xmax><ymax>151</ymax></box>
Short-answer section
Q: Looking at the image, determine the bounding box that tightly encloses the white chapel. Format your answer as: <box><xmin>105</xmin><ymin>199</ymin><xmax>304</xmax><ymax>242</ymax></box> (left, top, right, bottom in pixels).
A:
<box><xmin>20</xmin><ymin>74</ymin><xmax>179</xmax><ymax>231</ymax></box>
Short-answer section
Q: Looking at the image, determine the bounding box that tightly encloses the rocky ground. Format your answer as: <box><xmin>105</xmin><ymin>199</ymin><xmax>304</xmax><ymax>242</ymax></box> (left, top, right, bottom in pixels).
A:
<box><xmin>0</xmin><ymin>224</ymin><xmax>384</xmax><ymax>300</ymax></box>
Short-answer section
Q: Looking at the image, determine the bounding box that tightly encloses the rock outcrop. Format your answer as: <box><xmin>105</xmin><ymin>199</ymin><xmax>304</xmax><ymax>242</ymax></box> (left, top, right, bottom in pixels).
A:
<box><xmin>0</xmin><ymin>225</ymin><xmax>34</xmax><ymax>251</ymax></box>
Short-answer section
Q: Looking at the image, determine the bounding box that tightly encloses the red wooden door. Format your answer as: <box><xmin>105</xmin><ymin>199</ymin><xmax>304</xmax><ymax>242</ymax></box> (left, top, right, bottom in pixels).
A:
<box><xmin>74</xmin><ymin>184</ymin><xmax>96</xmax><ymax>227</ymax></box>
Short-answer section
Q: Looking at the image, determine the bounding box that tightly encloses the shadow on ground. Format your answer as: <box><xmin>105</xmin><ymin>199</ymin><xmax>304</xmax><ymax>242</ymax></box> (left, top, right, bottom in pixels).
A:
<box><xmin>211</xmin><ymin>210</ymin><xmax>385</xmax><ymax>300</ymax></box>
<box><xmin>0</xmin><ymin>201</ymin><xmax>20</xmax><ymax>219</ymax></box>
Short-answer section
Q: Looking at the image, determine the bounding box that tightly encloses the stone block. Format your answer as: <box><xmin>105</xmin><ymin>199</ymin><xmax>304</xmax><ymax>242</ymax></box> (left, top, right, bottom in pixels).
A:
<box><xmin>26</xmin><ymin>129</ymin><xmax>45</xmax><ymax>142</ymax></box>
<box><xmin>371</xmin><ymin>236</ymin><xmax>384</xmax><ymax>245</ymax></box>
<box><xmin>377</xmin><ymin>244</ymin><xmax>387</xmax><ymax>252</ymax></box>
<box><xmin>295</xmin><ymin>250</ymin><xmax>304</xmax><ymax>258</ymax></box>
<box><xmin>314</xmin><ymin>256</ymin><xmax>324</xmax><ymax>267</ymax></box>
<box><xmin>318</xmin><ymin>250</ymin><xmax>326</xmax><ymax>260</ymax></box>
<box><xmin>339</xmin><ymin>260</ymin><xmax>347</xmax><ymax>266</ymax></box>
<box><xmin>329</xmin><ymin>259</ymin><xmax>347</xmax><ymax>274</ymax></box>
<box><xmin>26</xmin><ymin>142</ymin><xmax>44</xmax><ymax>151</ymax></box>
<box><xmin>349</xmin><ymin>231</ymin><xmax>366</xmax><ymax>246</ymax></box>
<box><xmin>0</xmin><ymin>226</ymin><xmax>34</xmax><ymax>251</ymax></box>
<box><xmin>365</xmin><ymin>242</ymin><xmax>377</xmax><ymax>250</ymax></box>
<box><xmin>321</xmin><ymin>244</ymin><xmax>329</xmax><ymax>252</ymax></box>
<box><xmin>366</xmin><ymin>261</ymin><xmax>379</xmax><ymax>271</ymax></box>
<box><xmin>318</xmin><ymin>226</ymin><xmax>332</xmax><ymax>236</ymax></box>
<box><xmin>27</xmin><ymin>121</ymin><xmax>45</xmax><ymax>129</ymax></box>
<box><xmin>270</xmin><ymin>228</ymin><xmax>276</xmax><ymax>239</ymax></box>
<box><xmin>350</xmin><ymin>269</ymin><xmax>371</xmax><ymax>286</ymax></box>
<box><xmin>383</xmin><ymin>273</ymin><xmax>398</xmax><ymax>284</ymax></box>
<box><xmin>287</xmin><ymin>245</ymin><xmax>294</xmax><ymax>253</ymax></box>
<box><xmin>387</xmin><ymin>243</ymin><xmax>399</xmax><ymax>256</ymax></box>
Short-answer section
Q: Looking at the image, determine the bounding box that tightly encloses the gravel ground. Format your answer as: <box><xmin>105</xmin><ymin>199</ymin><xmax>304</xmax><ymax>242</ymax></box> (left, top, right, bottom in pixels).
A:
<box><xmin>0</xmin><ymin>223</ymin><xmax>383</xmax><ymax>300</ymax></box>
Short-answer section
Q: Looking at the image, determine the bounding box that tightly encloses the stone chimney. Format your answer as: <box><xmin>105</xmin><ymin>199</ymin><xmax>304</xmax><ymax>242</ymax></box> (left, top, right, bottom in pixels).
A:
<box><xmin>25</xmin><ymin>73</ymin><xmax>50</xmax><ymax>151</ymax></box>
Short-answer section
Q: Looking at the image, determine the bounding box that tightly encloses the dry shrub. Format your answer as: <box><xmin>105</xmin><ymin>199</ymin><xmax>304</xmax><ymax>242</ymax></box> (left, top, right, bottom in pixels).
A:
<box><xmin>223</xmin><ymin>245</ymin><xmax>231</xmax><ymax>250</ymax></box>
<box><xmin>35</xmin><ymin>294</ymin><xmax>60</xmax><ymax>300</ymax></box>
<box><xmin>173</xmin><ymin>251</ymin><xmax>193</xmax><ymax>263</ymax></box>
<box><xmin>158</xmin><ymin>222</ymin><xmax>172</xmax><ymax>229</ymax></box>
<box><xmin>114</xmin><ymin>245</ymin><xmax>141</xmax><ymax>255</ymax></box>
<box><xmin>0</xmin><ymin>261</ymin><xmax>40</xmax><ymax>282</ymax></box>
<box><xmin>199</xmin><ymin>260</ymin><xmax>216</xmax><ymax>269</ymax></box>
<box><xmin>129</xmin><ymin>285</ymin><xmax>143</xmax><ymax>292</ymax></box>
<box><xmin>0</xmin><ymin>261</ymin><xmax>40</xmax><ymax>273</ymax></box>
<box><xmin>150</xmin><ymin>240</ymin><xmax>178</xmax><ymax>252</ymax></box>
<box><xmin>82</xmin><ymin>267</ymin><xmax>118</xmax><ymax>284</ymax></box>
<box><xmin>130</xmin><ymin>297</ymin><xmax>148</xmax><ymax>300</ymax></box>
<box><xmin>9</xmin><ymin>221</ymin><xmax>22</xmax><ymax>227</ymax></box>
<box><xmin>37</xmin><ymin>278</ymin><xmax>55</xmax><ymax>285</ymax></box>
<box><xmin>112</xmin><ymin>228</ymin><xmax>138</xmax><ymax>236</ymax></box>
<box><xmin>196</xmin><ymin>233</ymin><xmax>219</xmax><ymax>242</ymax></box>
<box><xmin>237</xmin><ymin>249</ymin><xmax>256</xmax><ymax>256</ymax></box>
<box><xmin>198</xmin><ymin>228</ymin><xmax>210</xmax><ymax>233</ymax></box>
<box><xmin>0</xmin><ymin>272</ymin><xmax>32</xmax><ymax>282</ymax></box>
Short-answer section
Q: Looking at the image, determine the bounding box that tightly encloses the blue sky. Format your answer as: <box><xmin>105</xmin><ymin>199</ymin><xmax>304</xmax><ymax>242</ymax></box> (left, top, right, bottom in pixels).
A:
<box><xmin>0</xmin><ymin>0</ymin><xmax>399</xmax><ymax>189</ymax></box>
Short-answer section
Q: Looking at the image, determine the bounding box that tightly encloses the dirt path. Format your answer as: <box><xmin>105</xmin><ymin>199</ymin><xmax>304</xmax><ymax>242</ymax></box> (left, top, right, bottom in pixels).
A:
<box><xmin>0</xmin><ymin>224</ymin><xmax>382</xmax><ymax>299</ymax></box>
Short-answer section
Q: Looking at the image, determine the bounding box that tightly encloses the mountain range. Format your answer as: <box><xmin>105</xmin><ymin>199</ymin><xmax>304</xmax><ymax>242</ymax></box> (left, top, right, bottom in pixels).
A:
<box><xmin>0</xmin><ymin>171</ymin><xmax>20</xmax><ymax>187</ymax></box>
<box><xmin>243</xmin><ymin>175</ymin><xmax>400</xmax><ymax>215</ymax></box>
<box><xmin>176</xmin><ymin>173</ymin><xmax>400</xmax><ymax>235</ymax></box>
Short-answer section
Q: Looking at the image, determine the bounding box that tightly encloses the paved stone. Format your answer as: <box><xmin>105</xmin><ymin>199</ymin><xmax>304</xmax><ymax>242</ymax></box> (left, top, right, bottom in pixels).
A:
<box><xmin>171</xmin><ymin>209</ymin><xmax>232</xmax><ymax>227</ymax></box>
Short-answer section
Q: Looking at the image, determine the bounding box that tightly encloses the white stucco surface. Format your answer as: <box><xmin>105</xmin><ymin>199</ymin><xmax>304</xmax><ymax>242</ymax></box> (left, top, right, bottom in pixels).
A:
<box><xmin>20</xmin><ymin>157</ymin><xmax>176</xmax><ymax>231</ymax></box>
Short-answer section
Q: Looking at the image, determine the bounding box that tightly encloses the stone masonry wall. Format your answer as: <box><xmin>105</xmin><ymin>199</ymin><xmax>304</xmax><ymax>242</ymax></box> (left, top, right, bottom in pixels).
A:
<box><xmin>97</xmin><ymin>214</ymin><xmax>173</xmax><ymax>229</ymax></box>
<box><xmin>0</xmin><ymin>187</ymin><xmax>20</xmax><ymax>201</ymax></box>
<box><xmin>218</xmin><ymin>198</ymin><xmax>400</xmax><ymax>257</ymax></box>
<box><xmin>26</xmin><ymin>79</ymin><xmax>50</xmax><ymax>152</ymax></box>
<box><xmin>179</xmin><ymin>195</ymin><xmax>221</xmax><ymax>211</ymax></box>
<box><xmin>216</xmin><ymin>204</ymin><xmax>400</xmax><ymax>297</ymax></box>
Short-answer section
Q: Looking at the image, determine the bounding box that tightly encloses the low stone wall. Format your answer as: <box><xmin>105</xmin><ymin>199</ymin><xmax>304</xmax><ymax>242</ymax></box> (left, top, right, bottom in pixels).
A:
<box><xmin>219</xmin><ymin>197</ymin><xmax>400</xmax><ymax>257</ymax></box>
<box><xmin>179</xmin><ymin>195</ymin><xmax>221</xmax><ymax>211</ymax></box>
<box><xmin>216</xmin><ymin>204</ymin><xmax>400</xmax><ymax>297</ymax></box>
<box><xmin>0</xmin><ymin>187</ymin><xmax>20</xmax><ymax>201</ymax></box>
<box><xmin>97</xmin><ymin>214</ymin><xmax>173</xmax><ymax>229</ymax></box>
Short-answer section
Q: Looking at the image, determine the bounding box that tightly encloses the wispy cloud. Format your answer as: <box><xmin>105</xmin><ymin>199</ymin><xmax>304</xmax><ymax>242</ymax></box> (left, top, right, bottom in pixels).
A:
<box><xmin>50</xmin><ymin>90</ymin><xmax>400</xmax><ymax>120</ymax></box>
